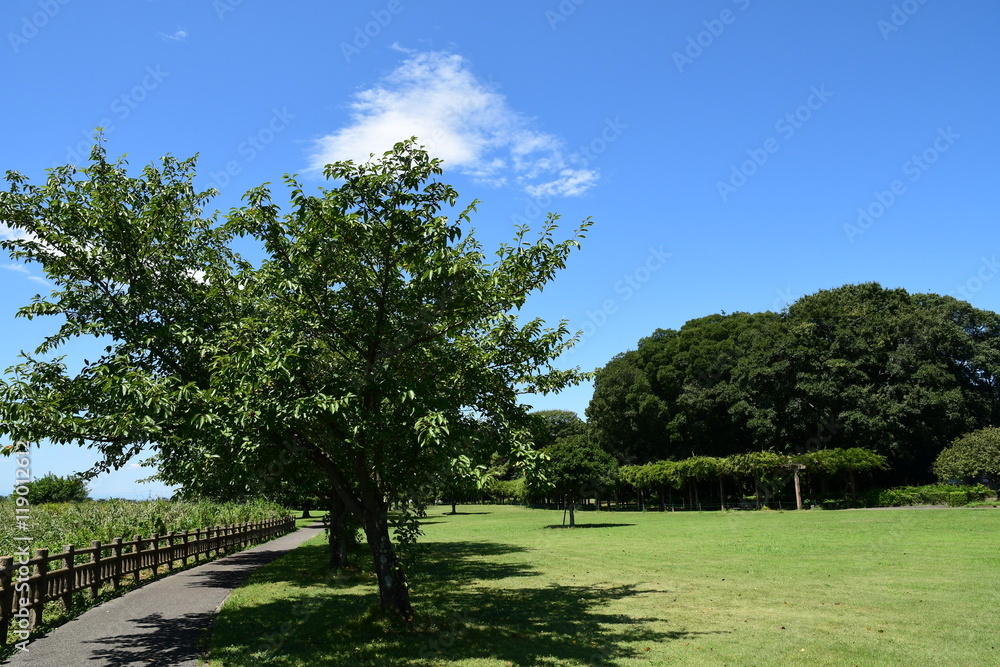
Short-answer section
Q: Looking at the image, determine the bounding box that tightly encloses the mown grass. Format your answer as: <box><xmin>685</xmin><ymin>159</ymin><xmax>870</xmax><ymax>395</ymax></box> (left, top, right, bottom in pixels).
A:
<box><xmin>207</xmin><ymin>505</ymin><xmax>1000</xmax><ymax>666</ymax></box>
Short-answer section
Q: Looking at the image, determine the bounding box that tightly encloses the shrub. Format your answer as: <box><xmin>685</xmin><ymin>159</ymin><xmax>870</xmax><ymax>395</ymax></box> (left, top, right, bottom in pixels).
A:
<box><xmin>23</xmin><ymin>473</ymin><xmax>90</xmax><ymax>504</ymax></box>
<box><xmin>861</xmin><ymin>484</ymin><xmax>991</xmax><ymax>507</ymax></box>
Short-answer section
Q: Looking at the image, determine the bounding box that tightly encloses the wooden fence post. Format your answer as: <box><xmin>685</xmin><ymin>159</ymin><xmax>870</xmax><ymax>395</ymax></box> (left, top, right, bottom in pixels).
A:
<box><xmin>61</xmin><ymin>545</ymin><xmax>75</xmax><ymax>611</ymax></box>
<box><xmin>111</xmin><ymin>538</ymin><xmax>122</xmax><ymax>590</ymax></box>
<box><xmin>151</xmin><ymin>533</ymin><xmax>160</xmax><ymax>576</ymax></box>
<box><xmin>166</xmin><ymin>532</ymin><xmax>175</xmax><ymax>572</ymax></box>
<box><xmin>89</xmin><ymin>540</ymin><xmax>101</xmax><ymax>598</ymax></box>
<box><xmin>31</xmin><ymin>548</ymin><xmax>48</xmax><ymax>630</ymax></box>
<box><xmin>132</xmin><ymin>535</ymin><xmax>142</xmax><ymax>585</ymax></box>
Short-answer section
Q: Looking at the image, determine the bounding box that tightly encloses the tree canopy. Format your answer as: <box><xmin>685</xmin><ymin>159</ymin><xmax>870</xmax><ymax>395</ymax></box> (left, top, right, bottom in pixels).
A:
<box><xmin>587</xmin><ymin>284</ymin><xmax>1000</xmax><ymax>481</ymax></box>
<box><xmin>0</xmin><ymin>138</ymin><xmax>592</xmax><ymax>620</ymax></box>
<box><xmin>533</xmin><ymin>434</ymin><xmax>617</xmax><ymax>526</ymax></box>
<box><xmin>934</xmin><ymin>426</ymin><xmax>1000</xmax><ymax>487</ymax></box>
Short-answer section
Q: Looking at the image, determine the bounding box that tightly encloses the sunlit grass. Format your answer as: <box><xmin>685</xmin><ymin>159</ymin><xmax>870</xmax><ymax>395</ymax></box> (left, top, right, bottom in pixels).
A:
<box><xmin>207</xmin><ymin>505</ymin><xmax>1000</xmax><ymax>666</ymax></box>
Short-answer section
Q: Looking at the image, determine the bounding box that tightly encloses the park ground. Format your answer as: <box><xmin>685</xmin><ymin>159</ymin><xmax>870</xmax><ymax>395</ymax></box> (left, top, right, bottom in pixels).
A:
<box><xmin>206</xmin><ymin>505</ymin><xmax>999</xmax><ymax>666</ymax></box>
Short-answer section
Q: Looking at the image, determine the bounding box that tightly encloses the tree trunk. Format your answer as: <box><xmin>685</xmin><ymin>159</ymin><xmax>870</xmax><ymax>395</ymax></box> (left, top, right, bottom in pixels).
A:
<box><xmin>719</xmin><ymin>477</ymin><xmax>726</xmax><ymax>511</ymax></box>
<box><xmin>361</xmin><ymin>508</ymin><xmax>413</xmax><ymax>622</ymax></box>
<box><xmin>568</xmin><ymin>494</ymin><xmax>576</xmax><ymax>527</ymax></box>
<box><xmin>326</xmin><ymin>495</ymin><xmax>350</xmax><ymax>569</ymax></box>
<box><xmin>450</xmin><ymin>498</ymin><xmax>457</xmax><ymax>515</ymax></box>
<box><xmin>794</xmin><ymin>469</ymin><xmax>803</xmax><ymax>510</ymax></box>
<box><xmin>302</xmin><ymin>509</ymin><xmax>312</xmax><ymax>519</ymax></box>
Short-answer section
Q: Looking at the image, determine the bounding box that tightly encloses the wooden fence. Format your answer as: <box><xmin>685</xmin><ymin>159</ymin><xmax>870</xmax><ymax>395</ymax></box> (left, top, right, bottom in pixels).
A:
<box><xmin>0</xmin><ymin>516</ymin><xmax>294</xmax><ymax>641</ymax></box>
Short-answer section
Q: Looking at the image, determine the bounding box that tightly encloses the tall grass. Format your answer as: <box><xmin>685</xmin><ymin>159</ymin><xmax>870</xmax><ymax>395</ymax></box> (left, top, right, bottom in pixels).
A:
<box><xmin>0</xmin><ymin>498</ymin><xmax>289</xmax><ymax>558</ymax></box>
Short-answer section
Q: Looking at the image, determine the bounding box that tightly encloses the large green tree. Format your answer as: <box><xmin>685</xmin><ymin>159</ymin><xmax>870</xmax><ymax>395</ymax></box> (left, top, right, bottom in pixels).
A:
<box><xmin>588</xmin><ymin>284</ymin><xmax>1000</xmax><ymax>481</ymax></box>
<box><xmin>0</xmin><ymin>139</ymin><xmax>591</xmax><ymax>620</ymax></box>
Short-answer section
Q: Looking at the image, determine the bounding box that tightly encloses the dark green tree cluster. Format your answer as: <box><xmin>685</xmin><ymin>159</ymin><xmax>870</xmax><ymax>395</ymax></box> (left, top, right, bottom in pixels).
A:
<box><xmin>587</xmin><ymin>284</ymin><xmax>1000</xmax><ymax>482</ymax></box>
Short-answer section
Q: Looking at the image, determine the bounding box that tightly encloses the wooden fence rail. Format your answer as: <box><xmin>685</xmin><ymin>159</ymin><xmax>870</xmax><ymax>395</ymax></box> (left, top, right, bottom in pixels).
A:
<box><xmin>0</xmin><ymin>516</ymin><xmax>294</xmax><ymax>642</ymax></box>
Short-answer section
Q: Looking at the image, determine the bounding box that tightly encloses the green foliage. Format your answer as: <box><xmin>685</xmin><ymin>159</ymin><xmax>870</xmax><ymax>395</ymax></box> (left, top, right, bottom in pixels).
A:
<box><xmin>22</xmin><ymin>472</ymin><xmax>90</xmax><ymax>504</ymax></box>
<box><xmin>527</xmin><ymin>410</ymin><xmax>586</xmax><ymax>449</ymax></box>
<box><xmin>487</xmin><ymin>476</ymin><xmax>527</xmax><ymax>503</ymax></box>
<box><xmin>934</xmin><ymin>426</ymin><xmax>1000</xmax><ymax>486</ymax></box>
<box><xmin>794</xmin><ymin>447</ymin><xmax>888</xmax><ymax>476</ymax></box>
<box><xmin>533</xmin><ymin>435</ymin><xmax>618</xmax><ymax>502</ymax></box>
<box><xmin>861</xmin><ymin>483</ymin><xmax>992</xmax><ymax>508</ymax></box>
<box><xmin>587</xmin><ymin>284</ymin><xmax>1000</xmax><ymax>480</ymax></box>
<box><xmin>0</xmin><ymin>139</ymin><xmax>591</xmax><ymax>617</ymax></box>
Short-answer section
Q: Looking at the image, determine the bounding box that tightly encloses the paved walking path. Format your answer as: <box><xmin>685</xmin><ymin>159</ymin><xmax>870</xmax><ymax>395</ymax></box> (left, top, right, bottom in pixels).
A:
<box><xmin>4</xmin><ymin>522</ymin><xmax>325</xmax><ymax>667</ymax></box>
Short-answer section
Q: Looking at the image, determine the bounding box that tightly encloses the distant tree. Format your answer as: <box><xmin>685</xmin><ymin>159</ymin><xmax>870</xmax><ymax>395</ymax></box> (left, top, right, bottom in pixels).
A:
<box><xmin>528</xmin><ymin>410</ymin><xmax>587</xmax><ymax>449</ymax></box>
<box><xmin>587</xmin><ymin>284</ymin><xmax>1000</xmax><ymax>481</ymax></box>
<box><xmin>23</xmin><ymin>473</ymin><xmax>90</xmax><ymax>504</ymax></box>
<box><xmin>537</xmin><ymin>434</ymin><xmax>617</xmax><ymax>526</ymax></box>
<box><xmin>934</xmin><ymin>427</ymin><xmax>1000</xmax><ymax>488</ymax></box>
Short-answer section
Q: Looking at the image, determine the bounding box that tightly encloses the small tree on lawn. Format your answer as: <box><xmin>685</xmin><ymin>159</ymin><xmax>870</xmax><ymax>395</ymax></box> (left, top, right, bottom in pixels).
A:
<box><xmin>934</xmin><ymin>427</ymin><xmax>1000</xmax><ymax>488</ymax></box>
<box><xmin>540</xmin><ymin>434</ymin><xmax>617</xmax><ymax>526</ymax></box>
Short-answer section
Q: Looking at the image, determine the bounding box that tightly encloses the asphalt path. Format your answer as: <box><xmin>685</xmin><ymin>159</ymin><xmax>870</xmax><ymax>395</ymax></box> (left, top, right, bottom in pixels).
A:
<box><xmin>4</xmin><ymin>522</ymin><xmax>325</xmax><ymax>667</ymax></box>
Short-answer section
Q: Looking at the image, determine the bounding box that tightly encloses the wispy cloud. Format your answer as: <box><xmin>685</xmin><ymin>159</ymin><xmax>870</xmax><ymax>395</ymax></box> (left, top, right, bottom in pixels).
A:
<box><xmin>309</xmin><ymin>51</ymin><xmax>598</xmax><ymax>197</ymax></box>
<box><xmin>0</xmin><ymin>222</ymin><xmax>37</xmax><ymax>243</ymax></box>
<box><xmin>159</xmin><ymin>29</ymin><xmax>188</xmax><ymax>42</ymax></box>
<box><xmin>27</xmin><ymin>275</ymin><xmax>51</xmax><ymax>286</ymax></box>
<box><xmin>2</xmin><ymin>264</ymin><xmax>30</xmax><ymax>274</ymax></box>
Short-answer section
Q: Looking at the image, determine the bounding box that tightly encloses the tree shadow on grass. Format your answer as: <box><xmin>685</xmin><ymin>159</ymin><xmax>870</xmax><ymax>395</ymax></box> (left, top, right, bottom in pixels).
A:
<box><xmin>208</xmin><ymin>539</ymin><xmax>729</xmax><ymax>665</ymax></box>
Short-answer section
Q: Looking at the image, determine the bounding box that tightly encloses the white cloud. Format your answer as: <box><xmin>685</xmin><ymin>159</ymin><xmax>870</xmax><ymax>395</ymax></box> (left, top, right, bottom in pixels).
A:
<box><xmin>2</xmin><ymin>263</ymin><xmax>30</xmax><ymax>274</ymax></box>
<box><xmin>309</xmin><ymin>51</ymin><xmax>599</xmax><ymax>197</ymax></box>
<box><xmin>27</xmin><ymin>275</ymin><xmax>51</xmax><ymax>286</ymax></box>
<box><xmin>524</xmin><ymin>168</ymin><xmax>600</xmax><ymax>198</ymax></box>
<box><xmin>160</xmin><ymin>29</ymin><xmax>188</xmax><ymax>42</ymax></box>
<box><xmin>0</xmin><ymin>222</ymin><xmax>37</xmax><ymax>243</ymax></box>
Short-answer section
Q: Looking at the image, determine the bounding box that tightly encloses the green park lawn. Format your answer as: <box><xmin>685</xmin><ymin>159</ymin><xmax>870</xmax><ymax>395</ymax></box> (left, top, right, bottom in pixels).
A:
<box><xmin>206</xmin><ymin>505</ymin><xmax>999</xmax><ymax>666</ymax></box>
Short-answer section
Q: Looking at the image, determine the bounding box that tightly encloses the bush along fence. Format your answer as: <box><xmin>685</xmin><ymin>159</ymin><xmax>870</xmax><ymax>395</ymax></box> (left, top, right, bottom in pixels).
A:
<box><xmin>0</xmin><ymin>516</ymin><xmax>294</xmax><ymax>644</ymax></box>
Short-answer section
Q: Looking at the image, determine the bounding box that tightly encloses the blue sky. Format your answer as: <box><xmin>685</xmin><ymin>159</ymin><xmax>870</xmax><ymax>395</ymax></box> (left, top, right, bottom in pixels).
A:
<box><xmin>1</xmin><ymin>0</ymin><xmax>998</xmax><ymax>498</ymax></box>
